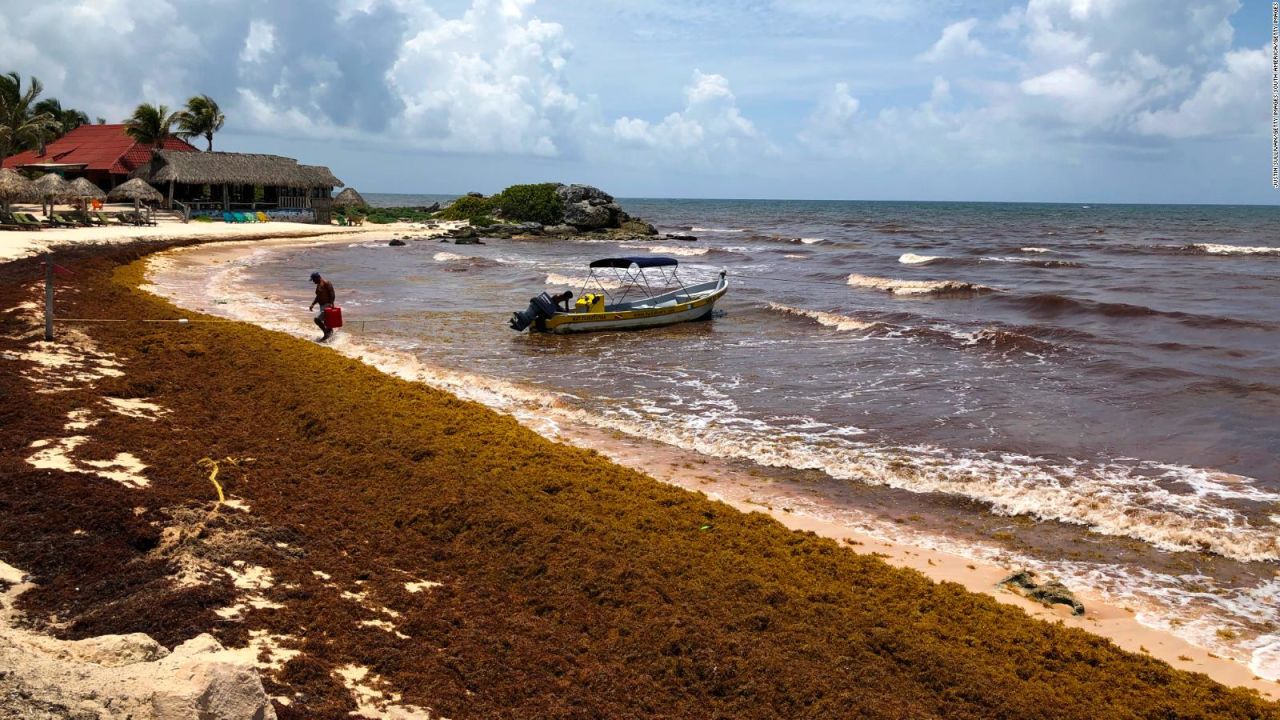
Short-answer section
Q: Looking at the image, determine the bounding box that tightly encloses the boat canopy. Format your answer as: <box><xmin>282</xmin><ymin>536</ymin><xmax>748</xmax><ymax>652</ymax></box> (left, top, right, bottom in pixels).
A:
<box><xmin>588</xmin><ymin>256</ymin><xmax>678</xmax><ymax>269</ymax></box>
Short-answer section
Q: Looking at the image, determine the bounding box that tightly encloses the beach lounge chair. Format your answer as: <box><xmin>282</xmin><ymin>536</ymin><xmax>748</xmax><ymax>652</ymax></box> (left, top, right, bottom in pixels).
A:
<box><xmin>239</xmin><ymin>212</ymin><xmax>255</xmax><ymax>223</ymax></box>
<box><xmin>53</xmin><ymin>213</ymin><xmax>90</xmax><ymax>227</ymax></box>
<box><xmin>221</xmin><ymin>212</ymin><xmax>235</xmax><ymax>223</ymax></box>
<box><xmin>0</xmin><ymin>212</ymin><xmax>26</xmax><ymax>231</ymax></box>
<box><xmin>256</xmin><ymin>212</ymin><xmax>269</xmax><ymax>223</ymax></box>
<box><xmin>18</xmin><ymin>213</ymin><xmax>56</xmax><ymax>228</ymax></box>
<box><xmin>7</xmin><ymin>212</ymin><xmax>44</xmax><ymax>230</ymax></box>
<box><xmin>93</xmin><ymin>212</ymin><xmax>117</xmax><ymax>226</ymax></box>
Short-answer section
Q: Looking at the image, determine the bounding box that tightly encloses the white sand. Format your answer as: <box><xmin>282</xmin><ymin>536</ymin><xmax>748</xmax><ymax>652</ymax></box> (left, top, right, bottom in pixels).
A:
<box><xmin>0</xmin><ymin>213</ymin><xmax>381</xmax><ymax>264</ymax></box>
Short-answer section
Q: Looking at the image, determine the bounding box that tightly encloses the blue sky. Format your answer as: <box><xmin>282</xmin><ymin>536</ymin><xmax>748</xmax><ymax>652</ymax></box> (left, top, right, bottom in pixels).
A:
<box><xmin>1</xmin><ymin>0</ymin><xmax>1273</xmax><ymax>203</ymax></box>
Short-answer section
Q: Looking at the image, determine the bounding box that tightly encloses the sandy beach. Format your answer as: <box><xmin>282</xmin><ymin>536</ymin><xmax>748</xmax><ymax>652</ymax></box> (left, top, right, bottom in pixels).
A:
<box><xmin>0</xmin><ymin>226</ymin><xmax>1276</xmax><ymax>717</ymax></box>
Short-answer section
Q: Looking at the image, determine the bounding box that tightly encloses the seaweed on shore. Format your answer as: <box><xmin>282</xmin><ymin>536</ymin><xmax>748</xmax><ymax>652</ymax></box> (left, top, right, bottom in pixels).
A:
<box><xmin>0</xmin><ymin>244</ymin><xmax>1276</xmax><ymax>719</ymax></box>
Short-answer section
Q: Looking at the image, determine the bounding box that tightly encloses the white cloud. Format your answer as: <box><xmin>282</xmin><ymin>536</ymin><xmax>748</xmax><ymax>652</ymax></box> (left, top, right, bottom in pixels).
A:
<box><xmin>611</xmin><ymin>70</ymin><xmax>763</xmax><ymax>162</ymax></box>
<box><xmin>1134</xmin><ymin>48</ymin><xmax>1268</xmax><ymax>138</ymax></box>
<box><xmin>240</xmin><ymin>20</ymin><xmax>275</xmax><ymax>64</ymax></box>
<box><xmin>919</xmin><ymin>19</ymin><xmax>987</xmax><ymax>62</ymax></box>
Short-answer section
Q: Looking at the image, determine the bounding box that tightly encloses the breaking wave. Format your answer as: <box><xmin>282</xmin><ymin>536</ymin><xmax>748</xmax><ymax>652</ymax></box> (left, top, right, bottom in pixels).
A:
<box><xmin>766</xmin><ymin>303</ymin><xmax>882</xmax><ymax>331</ymax></box>
<box><xmin>847</xmin><ymin>273</ymin><xmax>996</xmax><ymax>296</ymax></box>
<box><xmin>1186</xmin><ymin>243</ymin><xmax>1280</xmax><ymax>256</ymax></box>
<box><xmin>619</xmin><ymin>243</ymin><xmax>711</xmax><ymax>257</ymax></box>
<box><xmin>899</xmin><ymin>253</ymin><xmax>945</xmax><ymax>265</ymax></box>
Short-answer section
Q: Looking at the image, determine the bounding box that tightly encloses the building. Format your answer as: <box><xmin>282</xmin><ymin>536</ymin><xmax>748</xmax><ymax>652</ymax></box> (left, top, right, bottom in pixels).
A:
<box><xmin>1</xmin><ymin>124</ymin><xmax>198</xmax><ymax>188</ymax></box>
<box><xmin>133</xmin><ymin>150</ymin><xmax>343</xmax><ymax>217</ymax></box>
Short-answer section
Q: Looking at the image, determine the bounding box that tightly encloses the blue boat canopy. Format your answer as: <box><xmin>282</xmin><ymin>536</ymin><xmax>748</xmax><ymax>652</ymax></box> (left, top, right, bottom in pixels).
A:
<box><xmin>589</xmin><ymin>256</ymin><xmax>679</xmax><ymax>269</ymax></box>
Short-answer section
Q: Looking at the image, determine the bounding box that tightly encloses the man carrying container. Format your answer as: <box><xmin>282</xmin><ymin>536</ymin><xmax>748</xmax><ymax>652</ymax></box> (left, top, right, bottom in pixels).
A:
<box><xmin>309</xmin><ymin>271</ymin><xmax>337</xmax><ymax>342</ymax></box>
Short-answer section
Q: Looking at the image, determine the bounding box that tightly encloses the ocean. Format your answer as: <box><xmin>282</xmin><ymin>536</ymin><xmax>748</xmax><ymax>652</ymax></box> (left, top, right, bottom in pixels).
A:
<box><xmin>148</xmin><ymin>195</ymin><xmax>1280</xmax><ymax>679</ymax></box>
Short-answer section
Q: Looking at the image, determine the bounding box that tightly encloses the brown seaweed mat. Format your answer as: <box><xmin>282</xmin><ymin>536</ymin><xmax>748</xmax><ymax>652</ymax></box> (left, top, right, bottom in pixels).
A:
<box><xmin>0</xmin><ymin>244</ymin><xmax>1276</xmax><ymax>719</ymax></box>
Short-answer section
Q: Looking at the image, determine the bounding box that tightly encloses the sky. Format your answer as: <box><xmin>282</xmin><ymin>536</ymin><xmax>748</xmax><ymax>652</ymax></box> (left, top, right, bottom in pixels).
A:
<box><xmin>0</xmin><ymin>0</ymin><xmax>1275</xmax><ymax>203</ymax></box>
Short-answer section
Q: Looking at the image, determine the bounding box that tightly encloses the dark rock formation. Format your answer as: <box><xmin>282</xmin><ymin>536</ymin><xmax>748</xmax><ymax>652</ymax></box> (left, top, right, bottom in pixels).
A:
<box><xmin>620</xmin><ymin>219</ymin><xmax>658</xmax><ymax>236</ymax></box>
<box><xmin>999</xmin><ymin>571</ymin><xmax>1085</xmax><ymax>616</ymax></box>
<box><xmin>388</xmin><ymin>239</ymin><xmax>407</xmax><ymax>246</ymax></box>
<box><xmin>556</xmin><ymin>184</ymin><xmax>625</xmax><ymax>230</ymax></box>
<box><xmin>665</xmin><ymin>233</ymin><xmax>697</xmax><ymax>242</ymax></box>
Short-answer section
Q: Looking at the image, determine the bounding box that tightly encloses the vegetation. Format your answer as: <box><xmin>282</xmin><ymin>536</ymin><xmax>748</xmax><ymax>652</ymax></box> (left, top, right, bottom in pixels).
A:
<box><xmin>438</xmin><ymin>185</ymin><xmax>565</xmax><ymax>226</ymax></box>
<box><xmin>32</xmin><ymin>98</ymin><xmax>89</xmax><ymax>138</ymax></box>
<box><xmin>124</xmin><ymin>103</ymin><xmax>180</xmax><ymax>147</ymax></box>
<box><xmin>336</xmin><ymin>206</ymin><xmax>440</xmax><ymax>225</ymax></box>
<box><xmin>436</xmin><ymin>194</ymin><xmax>494</xmax><ymax>222</ymax></box>
<box><xmin>0</xmin><ymin>74</ymin><xmax>61</xmax><ymax>159</ymax></box>
<box><xmin>176</xmin><ymin>94</ymin><xmax>225</xmax><ymax>151</ymax></box>
<box><xmin>0</xmin><ymin>243</ymin><xmax>1276</xmax><ymax>719</ymax></box>
<box><xmin>489</xmin><ymin>182</ymin><xmax>564</xmax><ymax>225</ymax></box>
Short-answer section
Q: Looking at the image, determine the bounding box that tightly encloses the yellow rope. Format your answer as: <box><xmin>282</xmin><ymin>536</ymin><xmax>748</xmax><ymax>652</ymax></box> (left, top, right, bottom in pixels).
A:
<box><xmin>197</xmin><ymin>457</ymin><xmax>225</xmax><ymax>504</ymax></box>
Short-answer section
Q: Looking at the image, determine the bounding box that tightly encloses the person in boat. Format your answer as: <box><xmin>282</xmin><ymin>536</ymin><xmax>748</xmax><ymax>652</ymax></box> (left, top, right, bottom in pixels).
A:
<box><xmin>551</xmin><ymin>290</ymin><xmax>574</xmax><ymax>312</ymax></box>
<box><xmin>309</xmin><ymin>272</ymin><xmax>336</xmax><ymax>341</ymax></box>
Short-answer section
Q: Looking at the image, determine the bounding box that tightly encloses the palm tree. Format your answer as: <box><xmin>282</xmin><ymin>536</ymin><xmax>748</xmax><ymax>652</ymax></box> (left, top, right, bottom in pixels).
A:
<box><xmin>124</xmin><ymin>103</ymin><xmax>180</xmax><ymax>147</ymax></box>
<box><xmin>176</xmin><ymin>94</ymin><xmax>225</xmax><ymax>151</ymax></box>
<box><xmin>0</xmin><ymin>73</ymin><xmax>60</xmax><ymax>159</ymax></box>
<box><xmin>34</xmin><ymin>98</ymin><xmax>90</xmax><ymax>139</ymax></box>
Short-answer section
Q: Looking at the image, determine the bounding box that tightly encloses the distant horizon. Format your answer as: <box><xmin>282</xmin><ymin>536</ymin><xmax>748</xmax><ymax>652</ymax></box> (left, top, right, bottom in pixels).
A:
<box><xmin>358</xmin><ymin>190</ymin><xmax>1280</xmax><ymax>209</ymax></box>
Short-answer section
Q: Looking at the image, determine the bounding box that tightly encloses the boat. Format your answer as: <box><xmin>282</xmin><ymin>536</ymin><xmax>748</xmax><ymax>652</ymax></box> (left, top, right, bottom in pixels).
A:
<box><xmin>509</xmin><ymin>256</ymin><xmax>727</xmax><ymax>334</ymax></box>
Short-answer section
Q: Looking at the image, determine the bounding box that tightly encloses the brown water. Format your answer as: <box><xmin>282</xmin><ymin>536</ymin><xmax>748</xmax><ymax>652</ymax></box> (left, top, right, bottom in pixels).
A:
<box><xmin>148</xmin><ymin>198</ymin><xmax>1280</xmax><ymax>679</ymax></box>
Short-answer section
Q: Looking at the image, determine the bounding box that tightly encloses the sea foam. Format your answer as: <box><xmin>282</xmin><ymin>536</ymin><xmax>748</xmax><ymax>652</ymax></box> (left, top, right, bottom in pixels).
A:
<box><xmin>847</xmin><ymin>273</ymin><xmax>995</xmax><ymax>296</ymax></box>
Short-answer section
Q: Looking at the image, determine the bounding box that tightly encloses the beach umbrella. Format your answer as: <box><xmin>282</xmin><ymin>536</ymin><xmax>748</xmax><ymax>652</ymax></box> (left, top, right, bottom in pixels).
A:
<box><xmin>33</xmin><ymin>173</ymin><xmax>72</xmax><ymax>216</ymax></box>
<box><xmin>332</xmin><ymin>187</ymin><xmax>368</xmax><ymax>209</ymax></box>
<box><xmin>68</xmin><ymin>177</ymin><xmax>106</xmax><ymax>200</ymax></box>
<box><xmin>107</xmin><ymin>178</ymin><xmax>164</xmax><ymax>204</ymax></box>
<box><xmin>0</xmin><ymin>168</ymin><xmax>36</xmax><ymax>212</ymax></box>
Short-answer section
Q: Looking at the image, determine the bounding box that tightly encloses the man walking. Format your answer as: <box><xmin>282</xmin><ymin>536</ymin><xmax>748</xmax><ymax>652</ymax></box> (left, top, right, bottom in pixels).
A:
<box><xmin>309</xmin><ymin>272</ymin><xmax>336</xmax><ymax>342</ymax></box>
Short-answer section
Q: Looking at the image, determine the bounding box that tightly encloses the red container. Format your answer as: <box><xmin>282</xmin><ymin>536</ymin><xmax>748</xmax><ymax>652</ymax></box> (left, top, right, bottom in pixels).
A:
<box><xmin>323</xmin><ymin>305</ymin><xmax>344</xmax><ymax>329</ymax></box>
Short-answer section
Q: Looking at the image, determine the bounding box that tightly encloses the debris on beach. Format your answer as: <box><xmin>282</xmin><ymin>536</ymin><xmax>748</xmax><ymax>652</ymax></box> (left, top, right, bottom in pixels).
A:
<box><xmin>999</xmin><ymin>570</ymin><xmax>1086</xmax><ymax>615</ymax></box>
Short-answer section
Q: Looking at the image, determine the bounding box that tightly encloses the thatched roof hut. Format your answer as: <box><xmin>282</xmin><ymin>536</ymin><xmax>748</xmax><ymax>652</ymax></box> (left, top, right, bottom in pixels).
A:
<box><xmin>33</xmin><ymin>172</ymin><xmax>72</xmax><ymax>200</ymax></box>
<box><xmin>68</xmin><ymin>177</ymin><xmax>106</xmax><ymax>199</ymax></box>
<box><xmin>0</xmin><ymin>168</ymin><xmax>36</xmax><ymax>208</ymax></box>
<box><xmin>141</xmin><ymin>150</ymin><xmax>343</xmax><ymax>190</ymax></box>
<box><xmin>332</xmin><ymin>187</ymin><xmax>368</xmax><ymax>208</ymax></box>
<box><xmin>107</xmin><ymin>178</ymin><xmax>163</xmax><ymax>204</ymax></box>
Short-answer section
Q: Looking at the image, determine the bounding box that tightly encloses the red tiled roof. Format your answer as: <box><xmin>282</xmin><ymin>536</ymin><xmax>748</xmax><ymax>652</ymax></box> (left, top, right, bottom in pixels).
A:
<box><xmin>2</xmin><ymin>124</ymin><xmax>198</xmax><ymax>175</ymax></box>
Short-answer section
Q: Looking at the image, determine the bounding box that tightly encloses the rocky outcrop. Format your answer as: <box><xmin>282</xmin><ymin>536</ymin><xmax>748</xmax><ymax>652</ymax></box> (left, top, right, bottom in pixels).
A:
<box><xmin>557</xmin><ymin>184</ymin><xmax>626</xmax><ymax>230</ymax></box>
<box><xmin>388</xmin><ymin>239</ymin><xmax>406</xmax><ymax>246</ymax></box>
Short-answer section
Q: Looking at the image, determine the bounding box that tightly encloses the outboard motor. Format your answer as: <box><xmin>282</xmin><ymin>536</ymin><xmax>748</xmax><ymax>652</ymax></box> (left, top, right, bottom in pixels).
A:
<box><xmin>509</xmin><ymin>292</ymin><xmax>559</xmax><ymax>331</ymax></box>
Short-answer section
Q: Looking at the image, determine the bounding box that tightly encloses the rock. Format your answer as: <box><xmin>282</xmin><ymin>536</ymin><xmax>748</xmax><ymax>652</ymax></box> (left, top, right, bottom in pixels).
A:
<box><xmin>454</xmin><ymin>237</ymin><xmax>484</xmax><ymax>245</ymax></box>
<box><xmin>563</xmin><ymin>202</ymin><xmax>616</xmax><ymax>230</ymax></box>
<box><xmin>388</xmin><ymin>239</ymin><xmax>406</xmax><ymax>246</ymax></box>
<box><xmin>620</xmin><ymin>219</ymin><xmax>658</xmax><ymax>236</ymax></box>
<box><xmin>556</xmin><ymin>184</ymin><xmax>614</xmax><ymax>206</ymax></box>
<box><xmin>422</xmin><ymin>202</ymin><xmax>440</xmax><ymax>212</ymax></box>
<box><xmin>466</xmin><ymin>191</ymin><xmax>485</xmax><ymax>198</ymax></box>
<box><xmin>999</xmin><ymin>571</ymin><xmax>1085</xmax><ymax>616</ymax></box>
<box><xmin>556</xmin><ymin>184</ymin><xmax>626</xmax><ymax>230</ymax></box>
<box><xmin>665</xmin><ymin>233</ymin><xmax>698</xmax><ymax>242</ymax></box>
<box><xmin>446</xmin><ymin>226</ymin><xmax>477</xmax><ymax>239</ymax></box>
<box><xmin>66</xmin><ymin>633</ymin><xmax>168</xmax><ymax>668</ymax></box>
<box><xmin>544</xmin><ymin>224</ymin><xmax>578</xmax><ymax>235</ymax></box>
<box><xmin>149</xmin><ymin>635</ymin><xmax>276</xmax><ymax>719</ymax></box>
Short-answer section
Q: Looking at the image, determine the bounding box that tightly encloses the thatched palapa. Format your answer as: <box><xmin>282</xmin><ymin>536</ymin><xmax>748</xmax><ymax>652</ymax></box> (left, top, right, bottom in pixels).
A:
<box><xmin>33</xmin><ymin>172</ymin><xmax>72</xmax><ymax>200</ymax></box>
<box><xmin>143</xmin><ymin>150</ymin><xmax>342</xmax><ymax>190</ymax></box>
<box><xmin>69</xmin><ymin>177</ymin><xmax>107</xmax><ymax>199</ymax></box>
<box><xmin>0</xmin><ymin>168</ymin><xmax>36</xmax><ymax>208</ymax></box>
<box><xmin>107</xmin><ymin>178</ymin><xmax>164</xmax><ymax>204</ymax></box>
<box><xmin>332</xmin><ymin>187</ymin><xmax>368</xmax><ymax>208</ymax></box>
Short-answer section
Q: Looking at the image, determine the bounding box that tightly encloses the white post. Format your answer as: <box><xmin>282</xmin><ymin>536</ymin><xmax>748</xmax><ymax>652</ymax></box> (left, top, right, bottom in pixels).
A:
<box><xmin>44</xmin><ymin>254</ymin><xmax>54</xmax><ymax>341</ymax></box>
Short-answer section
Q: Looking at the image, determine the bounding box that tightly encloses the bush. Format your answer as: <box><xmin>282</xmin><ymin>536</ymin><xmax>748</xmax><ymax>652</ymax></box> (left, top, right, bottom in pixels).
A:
<box><xmin>489</xmin><ymin>183</ymin><xmax>564</xmax><ymax>225</ymax></box>
<box><xmin>437</xmin><ymin>195</ymin><xmax>494</xmax><ymax>222</ymax></box>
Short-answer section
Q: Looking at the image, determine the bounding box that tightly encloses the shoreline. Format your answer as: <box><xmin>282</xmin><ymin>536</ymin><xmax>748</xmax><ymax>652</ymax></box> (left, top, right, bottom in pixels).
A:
<box><xmin>0</xmin><ymin>230</ymin><xmax>1276</xmax><ymax>716</ymax></box>
<box><xmin>140</xmin><ymin>229</ymin><xmax>1278</xmax><ymax>699</ymax></box>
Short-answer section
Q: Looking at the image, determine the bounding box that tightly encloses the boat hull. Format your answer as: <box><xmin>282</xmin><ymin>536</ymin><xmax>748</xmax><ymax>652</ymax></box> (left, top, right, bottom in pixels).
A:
<box><xmin>541</xmin><ymin>278</ymin><xmax>727</xmax><ymax>334</ymax></box>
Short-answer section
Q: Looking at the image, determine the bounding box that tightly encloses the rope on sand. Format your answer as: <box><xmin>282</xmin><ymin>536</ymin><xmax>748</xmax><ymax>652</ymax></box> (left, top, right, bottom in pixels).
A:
<box><xmin>197</xmin><ymin>458</ymin><xmax>226</xmax><ymax>504</ymax></box>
